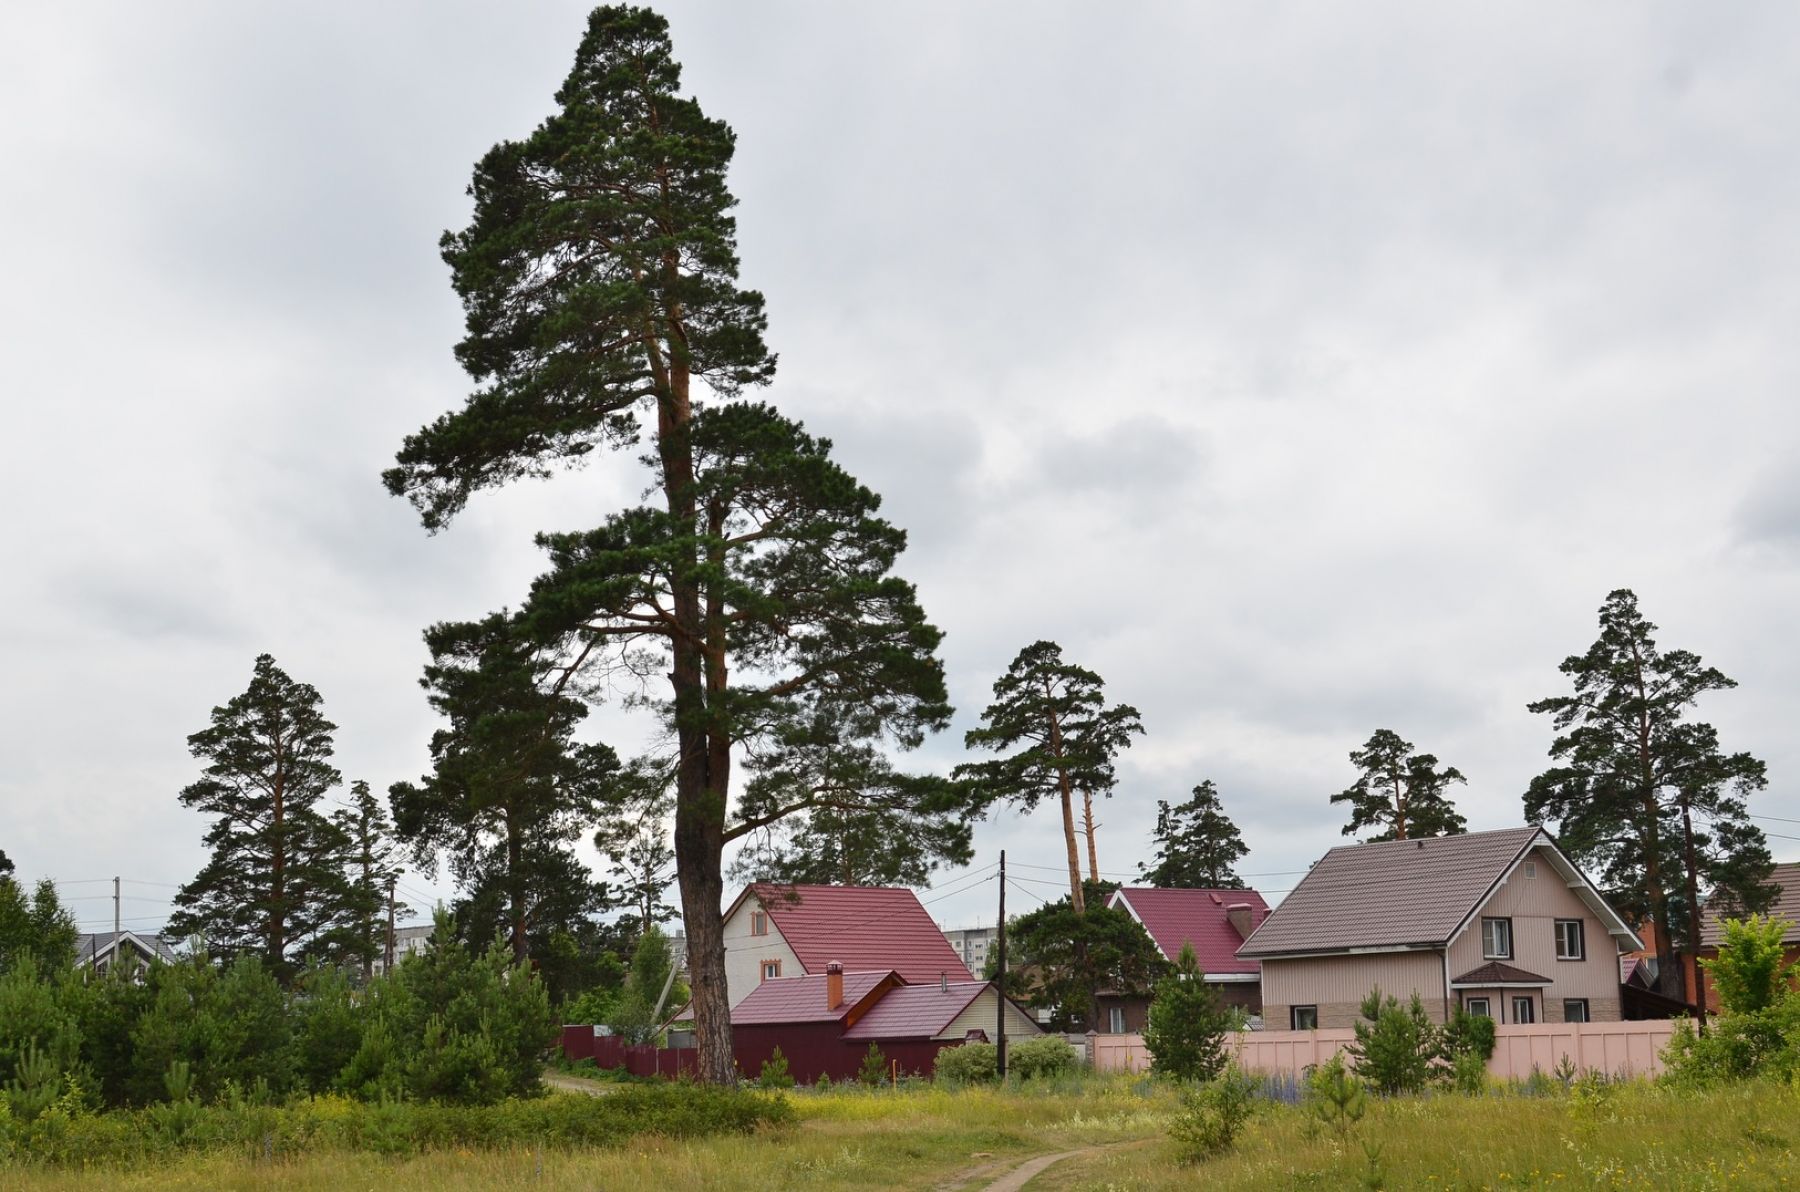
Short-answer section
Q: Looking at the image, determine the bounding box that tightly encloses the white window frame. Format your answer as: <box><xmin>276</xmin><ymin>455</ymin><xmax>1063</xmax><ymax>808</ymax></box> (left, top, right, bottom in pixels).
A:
<box><xmin>1511</xmin><ymin>995</ymin><xmax>1535</xmax><ymax>1024</ymax></box>
<box><xmin>1464</xmin><ymin>997</ymin><xmax>1492</xmax><ymax>1018</ymax></box>
<box><xmin>1482</xmin><ymin>917</ymin><xmax>1513</xmax><ymax>960</ymax></box>
<box><xmin>760</xmin><ymin>959</ymin><xmax>781</xmax><ymax>981</ymax></box>
<box><xmin>1554</xmin><ymin>918</ymin><xmax>1585</xmax><ymax>961</ymax></box>
<box><xmin>1564</xmin><ymin>998</ymin><xmax>1590</xmax><ymax>1023</ymax></box>
<box><xmin>1108</xmin><ymin>1006</ymin><xmax>1126</xmax><ymax>1034</ymax></box>
<box><xmin>1291</xmin><ymin>1005</ymin><xmax>1318</xmax><ymax>1030</ymax></box>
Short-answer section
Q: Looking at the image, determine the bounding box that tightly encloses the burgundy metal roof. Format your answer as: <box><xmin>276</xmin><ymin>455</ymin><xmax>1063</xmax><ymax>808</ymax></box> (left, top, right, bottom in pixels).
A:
<box><xmin>1109</xmin><ymin>887</ymin><xmax>1269</xmax><ymax>974</ymax></box>
<box><xmin>727</xmin><ymin>969</ymin><xmax>899</xmax><ymax>1025</ymax></box>
<box><xmin>748</xmin><ymin>883</ymin><xmax>974</xmax><ymax>983</ymax></box>
<box><xmin>841</xmin><ymin>980</ymin><xmax>989</xmax><ymax>1041</ymax></box>
<box><xmin>1237</xmin><ymin>826</ymin><xmax>1543</xmax><ymax>957</ymax></box>
<box><xmin>1451</xmin><ymin>961</ymin><xmax>1552</xmax><ymax>986</ymax></box>
<box><xmin>1699</xmin><ymin>861</ymin><xmax>1800</xmax><ymax>947</ymax></box>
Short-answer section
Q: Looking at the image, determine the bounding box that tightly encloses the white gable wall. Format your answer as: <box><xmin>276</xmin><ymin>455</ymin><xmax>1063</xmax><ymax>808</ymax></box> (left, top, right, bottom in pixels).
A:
<box><xmin>722</xmin><ymin>891</ymin><xmax>803</xmax><ymax>1008</ymax></box>
<box><xmin>941</xmin><ymin>987</ymin><xmax>1042</xmax><ymax>1041</ymax></box>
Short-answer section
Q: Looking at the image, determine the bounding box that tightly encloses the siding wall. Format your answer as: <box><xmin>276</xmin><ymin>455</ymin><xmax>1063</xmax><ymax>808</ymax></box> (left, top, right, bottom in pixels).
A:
<box><xmin>722</xmin><ymin>892</ymin><xmax>803</xmax><ymax>1008</ymax></box>
<box><xmin>1445</xmin><ymin>847</ymin><xmax>1623</xmax><ymax>1022</ymax></box>
<box><xmin>1261</xmin><ymin>949</ymin><xmax>1450</xmax><ymax>1027</ymax></box>
<box><xmin>939</xmin><ymin>988</ymin><xmax>1042</xmax><ymax>1041</ymax></box>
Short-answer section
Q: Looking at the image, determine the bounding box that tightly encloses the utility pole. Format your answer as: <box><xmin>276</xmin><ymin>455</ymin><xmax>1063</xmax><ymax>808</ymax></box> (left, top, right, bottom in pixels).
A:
<box><xmin>996</xmin><ymin>850</ymin><xmax>1007</xmax><ymax>1078</ymax></box>
<box><xmin>113</xmin><ymin>876</ymin><xmax>120</xmax><ymax>942</ymax></box>
<box><xmin>385</xmin><ymin>877</ymin><xmax>396</xmax><ymax>976</ymax></box>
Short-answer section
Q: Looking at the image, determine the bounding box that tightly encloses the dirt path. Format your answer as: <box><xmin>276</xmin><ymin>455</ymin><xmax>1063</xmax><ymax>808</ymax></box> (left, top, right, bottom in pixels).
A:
<box><xmin>934</xmin><ymin>1140</ymin><xmax>1142</xmax><ymax>1192</ymax></box>
<box><xmin>543</xmin><ymin>1071</ymin><xmax>617</xmax><ymax>1096</ymax></box>
<box><xmin>976</xmin><ymin>1148</ymin><xmax>1090</xmax><ymax>1191</ymax></box>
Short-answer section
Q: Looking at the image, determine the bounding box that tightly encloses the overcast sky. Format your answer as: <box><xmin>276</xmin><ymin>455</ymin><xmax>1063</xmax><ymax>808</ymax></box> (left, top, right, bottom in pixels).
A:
<box><xmin>5</xmin><ymin>3</ymin><xmax>1799</xmax><ymax>941</ymax></box>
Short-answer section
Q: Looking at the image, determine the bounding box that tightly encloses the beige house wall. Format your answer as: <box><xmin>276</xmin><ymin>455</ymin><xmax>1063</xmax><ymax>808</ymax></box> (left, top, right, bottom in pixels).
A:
<box><xmin>1445</xmin><ymin>846</ymin><xmax>1623</xmax><ymax>1022</ymax></box>
<box><xmin>940</xmin><ymin>988</ymin><xmax>1042</xmax><ymax>1041</ymax></box>
<box><xmin>1261</xmin><ymin>950</ymin><xmax>1451</xmax><ymax>1028</ymax></box>
<box><xmin>721</xmin><ymin>892</ymin><xmax>802</xmax><ymax>1009</ymax></box>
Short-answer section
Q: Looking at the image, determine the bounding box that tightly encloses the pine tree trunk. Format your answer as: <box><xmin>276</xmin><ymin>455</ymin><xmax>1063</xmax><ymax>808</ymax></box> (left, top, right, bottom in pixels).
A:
<box><xmin>1081</xmin><ymin>788</ymin><xmax>1100</xmax><ymax>883</ymax></box>
<box><xmin>1046</xmin><ymin>708</ymin><xmax>1085</xmax><ymax>915</ymax></box>
<box><xmin>1678</xmin><ymin>792</ymin><xmax>1705</xmax><ymax>1012</ymax></box>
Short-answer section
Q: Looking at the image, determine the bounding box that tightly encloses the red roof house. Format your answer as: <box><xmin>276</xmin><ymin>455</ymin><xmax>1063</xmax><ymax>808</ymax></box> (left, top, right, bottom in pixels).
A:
<box><xmin>1096</xmin><ymin>887</ymin><xmax>1271</xmax><ymax>1031</ymax></box>
<box><xmin>721</xmin><ymin>883</ymin><xmax>973</xmax><ymax>1008</ymax></box>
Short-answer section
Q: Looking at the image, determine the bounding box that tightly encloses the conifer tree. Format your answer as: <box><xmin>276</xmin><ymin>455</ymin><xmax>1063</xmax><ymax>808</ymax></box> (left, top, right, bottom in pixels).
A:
<box><xmin>1331</xmin><ymin>729</ymin><xmax>1467</xmax><ymax>842</ymax></box>
<box><xmin>330</xmin><ymin>782</ymin><xmax>407</xmax><ymax>981</ymax></box>
<box><xmin>592</xmin><ymin>758</ymin><xmax>679</xmax><ymax>933</ymax></box>
<box><xmin>166</xmin><ymin>655</ymin><xmax>354</xmax><ymax>982</ymax></box>
<box><xmin>1525</xmin><ymin>589</ymin><xmax>1774</xmax><ymax>1000</ymax></box>
<box><xmin>956</xmin><ymin>642</ymin><xmax>1143</xmax><ymax>911</ymax></box>
<box><xmin>0</xmin><ymin>848</ymin><xmax>11</xmax><ymax>878</ymax></box>
<box><xmin>383</xmin><ymin>7</ymin><xmax>953</xmax><ymax>1082</ymax></box>
<box><xmin>389</xmin><ymin>616</ymin><xmax>618</xmax><ymax>966</ymax></box>
<box><xmin>1140</xmin><ymin>780</ymin><xmax>1248</xmax><ymax>888</ymax></box>
<box><xmin>0</xmin><ymin>878</ymin><xmax>78</xmax><ymax>971</ymax></box>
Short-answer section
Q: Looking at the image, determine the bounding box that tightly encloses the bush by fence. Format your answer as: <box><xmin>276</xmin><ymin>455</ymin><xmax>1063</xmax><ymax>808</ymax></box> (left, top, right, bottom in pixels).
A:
<box><xmin>0</xmin><ymin>1082</ymin><xmax>791</xmax><ymax>1166</ymax></box>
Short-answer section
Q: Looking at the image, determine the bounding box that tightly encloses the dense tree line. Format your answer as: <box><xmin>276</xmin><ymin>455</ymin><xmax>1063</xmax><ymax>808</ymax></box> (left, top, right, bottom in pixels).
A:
<box><xmin>0</xmin><ymin>917</ymin><xmax>553</xmax><ymax>1116</ymax></box>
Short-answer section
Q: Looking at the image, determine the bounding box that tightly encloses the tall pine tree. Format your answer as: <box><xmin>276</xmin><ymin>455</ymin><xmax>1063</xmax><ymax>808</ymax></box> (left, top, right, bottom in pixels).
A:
<box><xmin>329</xmin><ymin>781</ymin><xmax>407</xmax><ymax>982</ymax></box>
<box><xmin>383</xmin><ymin>8</ymin><xmax>954</xmax><ymax>1083</ymax></box>
<box><xmin>1330</xmin><ymin>729</ymin><xmax>1467</xmax><ymax>842</ymax></box>
<box><xmin>390</xmin><ymin>615</ymin><xmax>618</xmax><ymax>967</ymax></box>
<box><xmin>956</xmin><ymin>642</ymin><xmax>1143</xmax><ymax>911</ymax></box>
<box><xmin>167</xmin><ymin>655</ymin><xmax>354</xmax><ymax>982</ymax></box>
<box><xmin>1525</xmin><ymin>589</ymin><xmax>1774</xmax><ymax>1000</ymax></box>
<box><xmin>1140</xmin><ymin>780</ymin><xmax>1248</xmax><ymax>888</ymax></box>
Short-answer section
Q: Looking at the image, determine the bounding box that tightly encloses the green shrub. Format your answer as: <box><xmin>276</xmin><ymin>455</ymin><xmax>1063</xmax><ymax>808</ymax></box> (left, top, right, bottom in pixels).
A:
<box><xmin>1304</xmin><ymin>1053</ymin><xmax>1366</xmax><ymax>1144</ymax></box>
<box><xmin>1703</xmin><ymin>915</ymin><xmax>1799</xmax><ymax>1015</ymax></box>
<box><xmin>1008</xmin><ymin>1036</ymin><xmax>1079</xmax><ymax>1081</ymax></box>
<box><xmin>934</xmin><ymin>1042</ymin><xmax>998</xmax><ymax>1086</ymax></box>
<box><xmin>1168</xmin><ymin>1063</ymin><xmax>1257</xmax><ymax>1162</ymax></box>
<box><xmin>757</xmin><ymin>1047</ymin><xmax>795</xmax><ymax>1089</ymax></box>
<box><xmin>858</xmin><ymin>1044</ymin><xmax>888</xmax><ymax>1087</ymax></box>
<box><xmin>1144</xmin><ymin>943</ymin><xmax>1231</xmax><ymax>1082</ymax></box>
<box><xmin>1346</xmin><ymin>988</ymin><xmax>1436</xmax><ymax>1095</ymax></box>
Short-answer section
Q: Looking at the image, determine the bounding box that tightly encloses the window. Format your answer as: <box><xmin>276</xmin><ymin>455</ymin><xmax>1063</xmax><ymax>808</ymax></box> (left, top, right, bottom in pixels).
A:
<box><xmin>750</xmin><ymin>911</ymin><xmax>768</xmax><ymax>936</ymax></box>
<box><xmin>1511</xmin><ymin>996</ymin><xmax>1535</xmax><ymax>1024</ymax></box>
<box><xmin>1108</xmin><ymin>1006</ymin><xmax>1126</xmax><ymax>1034</ymax></box>
<box><xmin>1564</xmin><ymin>999</ymin><xmax>1590</xmax><ymax>1023</ymax></box>
<box><xmin>1554</xmin><ymin>919</ymin><xmax>1585</xmax><ymax>961</ymax></box>
<box><xmin>1291</xmin><ymin>1005</ymin><xmax>1319</xmax><ymax>1030</ymax></box>
<box><xmin>1482</xmin><ymin>917</ymin><xmax>1513</xmax><ymax>960</ymax></box>
<box><xmin>1464</xmin><ymin>997</ymin><xmax>1492</xmax><ymax>1018</ymax></box>
<box><xmin>1523</xmin><ymin>860</ymin><xmax>1537</xmax><ymax>878</ymax></box>
<box><xmin>760</xmin><ymin>959</ymin><xmax>781</xmax><ymax>981</ymax></box>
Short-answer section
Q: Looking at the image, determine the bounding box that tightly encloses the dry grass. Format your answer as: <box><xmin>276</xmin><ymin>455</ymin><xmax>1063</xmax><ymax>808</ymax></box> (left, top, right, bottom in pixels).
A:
<box><xmin>11</xmin><ymin>1077</ymin><xmax>1800</xmax><ymax>1190</ymax></box>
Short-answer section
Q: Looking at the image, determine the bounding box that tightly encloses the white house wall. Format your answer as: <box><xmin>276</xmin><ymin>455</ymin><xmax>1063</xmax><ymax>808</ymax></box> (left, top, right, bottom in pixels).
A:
<box><xmin>939</xmin><ymin>988</ymin><xmax>1042</xmax><ymax>1041</ymax></box>
<box><xmin>722</xmin><ymin>892</ymin><xmax>803</xmax><ymax>1008</ymax></box>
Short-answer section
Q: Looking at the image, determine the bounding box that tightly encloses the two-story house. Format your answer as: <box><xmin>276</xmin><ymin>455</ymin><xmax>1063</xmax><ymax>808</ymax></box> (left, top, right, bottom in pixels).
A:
<box><xmin>1238</xmin><ymin>826</ymin><xmax>1640</xmax><ymax>1029</ymax></box>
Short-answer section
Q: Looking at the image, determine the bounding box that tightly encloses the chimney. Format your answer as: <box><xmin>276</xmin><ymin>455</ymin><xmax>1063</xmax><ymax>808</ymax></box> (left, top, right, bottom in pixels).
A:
<box><xmin>1226</xmin><ymin>903</ymin><xmax>1254</xmax><ymax>940</ymax></box>
<box><xmin>826</xmin><ymin>961</ymin><xmax>844</xmax><ymax>1010</ymax></box>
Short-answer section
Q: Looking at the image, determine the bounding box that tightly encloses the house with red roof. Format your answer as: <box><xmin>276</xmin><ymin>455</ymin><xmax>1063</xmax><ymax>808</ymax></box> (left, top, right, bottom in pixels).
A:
<box><xmin>721</xmin><ymin>883</ymin><xmax>973</xmax><ymax>1008</ymax></box>
<box><xmin>709</xmin><ymin>961</ymin><xmax>1042</xmax><ymax>1082</ymax></box>
<box><xmin>1097</xmin><ymin>887</ymin><xmax>1271</xmax><ymax>1032</ymax></box>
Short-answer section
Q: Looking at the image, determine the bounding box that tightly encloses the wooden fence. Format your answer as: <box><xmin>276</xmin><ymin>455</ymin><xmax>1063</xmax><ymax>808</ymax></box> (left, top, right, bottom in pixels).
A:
<box><xmin>1090</xmin><ymin>1019</ymin><xmax>1681</xmax><ymax>1081</ymax></box>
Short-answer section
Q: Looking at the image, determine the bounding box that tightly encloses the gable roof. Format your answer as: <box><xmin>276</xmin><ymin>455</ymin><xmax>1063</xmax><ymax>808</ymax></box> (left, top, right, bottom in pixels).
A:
<box><xmin>1699</xmin><ymin>862</ymin><xmax>1800</xmax><ymax>948</ymax></box>
<box><xmin>75</xmin><ymin>931</ymin><xmax>180</xmax><ymax>967</ymax></box>
<box><xmin>841</xmin><ymin>980</ymin><xmax>990</xmax><ymax>1041</ymax></box>
<box><xmin>1237</xmin><ymin>826</ymin><xmax>1641</xmax><ymax>958</ymax></box>
<box><xmin>713</xmin><ymin>969</ymin><xmax>899</xmax><ymax>1026</ymax></box>
<box><xmin>731</xmin><ymin>884</ymin><xmax>973</xmax><ymax>983</ymax></box>
<box><xmin>1451</xmin><ymin>961</ymin><xmax>1553</xmax><ymax>987</ymax></box>
<box><xmin>1108</xmin><ymin>887</ymin><xmax>1268</xmax><ymax>975</ymax></box>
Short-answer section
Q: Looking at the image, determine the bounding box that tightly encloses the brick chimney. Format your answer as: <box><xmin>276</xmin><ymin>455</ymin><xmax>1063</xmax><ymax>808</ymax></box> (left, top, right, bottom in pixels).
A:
<box><xmin>1226</xmin><ymin>903</ymin><xmax>1254</xmax><ymax>940</ymax></box>
<box><xmin>826</xmin><ymin>961</ymin><xmax>844</xmax><ymax>1010</ymax></box>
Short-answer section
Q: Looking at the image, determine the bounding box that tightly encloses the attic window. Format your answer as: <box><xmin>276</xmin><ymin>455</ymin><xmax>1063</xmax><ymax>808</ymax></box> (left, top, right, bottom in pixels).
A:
<box><xmin>750</xmin><ymin>911</ymin><xmax>768</xmax><ymax>937</ymax></box>
<box><xmin>1523</xmin><ymin>861</ymin><xmax>1537</xmax><ymax>879</ymax></box>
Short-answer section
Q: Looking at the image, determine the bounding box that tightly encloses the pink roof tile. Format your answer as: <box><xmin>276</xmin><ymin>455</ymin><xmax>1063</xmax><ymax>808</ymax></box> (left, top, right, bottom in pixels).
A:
<box><xmin>1110</xmin><ymin>887</ymin><xmax>1269</xmax><ymax>975</ymax></box>
<box><xmin>841</xmin><ymin>981</ymin><xmax>990</xmax><ymax>1041</ymax></box>
<box><xmin>747</xmin><ymin>884</ymin><xmax>974</xmax><ymax>983</ymax></box>
<box><xmin>727</xmin><ymin>969</ymin><xmax>898</xmax><ymax>1025</ymax></box>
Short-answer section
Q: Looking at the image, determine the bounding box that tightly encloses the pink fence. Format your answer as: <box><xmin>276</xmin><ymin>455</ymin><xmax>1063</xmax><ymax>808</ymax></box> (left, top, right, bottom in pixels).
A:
<box><xmin>1091</xmin><ymin>1020</ymin><xmax>1681</xmax><ymax>1081</ymax></box>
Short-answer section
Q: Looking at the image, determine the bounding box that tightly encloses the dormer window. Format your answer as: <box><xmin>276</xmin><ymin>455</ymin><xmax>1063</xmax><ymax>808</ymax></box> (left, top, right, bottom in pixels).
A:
<box><xmin>750</xmin><ymin>911</ymin><xmax>768</xmax><ymax>936</ymax></box>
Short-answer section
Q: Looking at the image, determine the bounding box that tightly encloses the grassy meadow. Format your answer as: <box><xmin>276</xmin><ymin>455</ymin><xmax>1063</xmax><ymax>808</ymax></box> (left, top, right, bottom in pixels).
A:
<box><xmin>6</xmin><ymin>1074</ymin><xmax>1800</xmax><ymax>1190</ymax></box>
